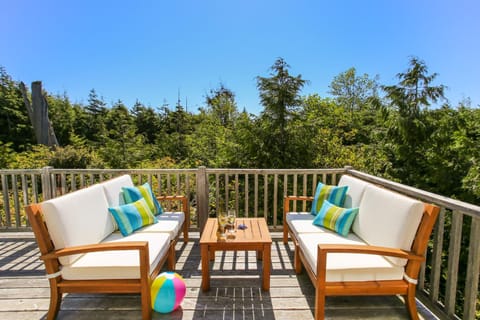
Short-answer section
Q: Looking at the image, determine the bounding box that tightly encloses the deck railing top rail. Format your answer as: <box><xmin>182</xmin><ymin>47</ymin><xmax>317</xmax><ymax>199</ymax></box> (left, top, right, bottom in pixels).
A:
<box><xmin>347</xmin><ymin>168</ymin><xmax>480</xmax><ymax>218</ymax></box>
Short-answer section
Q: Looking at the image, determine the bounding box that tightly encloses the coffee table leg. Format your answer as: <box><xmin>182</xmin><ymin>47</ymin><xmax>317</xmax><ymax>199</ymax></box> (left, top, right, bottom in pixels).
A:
<box><xmin>262</xmin><ymin>244</ymin><xmax>271</xmax><ymax>291</ymax></box>
<box><xmin>201</xmin><ymin>244</ymin><xmax>210</xmax><ymax>291</ymax></box>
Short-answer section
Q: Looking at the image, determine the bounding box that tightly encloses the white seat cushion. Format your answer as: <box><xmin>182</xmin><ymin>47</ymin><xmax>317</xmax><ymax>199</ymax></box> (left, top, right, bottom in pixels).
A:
<box><xmin>297</xmin><ymin>233</ymin><xmax>404</xmax><ymax>282</ymax></box>
<box><xmin>286</xmin><ymin>212</ymin><xmax>326</xmax><ymax>234</ymax></box>
<box><xmin>136</xmin><ymin>212</ymin><xmax>185</xmax><ymax>240</ymax></box>
<box><xmin>41</xmin><ymin>184</ymin><xmax>113</xmax><ymax>265</ymax></box>
<box><xmin>353</xmin><ymin>185</ymin><xmax>424</xmax><ymax>266</ymax></box>
<box><xmin>61</xmin><ymin>232</ymin><xmax>170</xmax><ymax>280</ymax></box>
<box><xmin>338</xmin><ymin>175</ymin><xmax>371</xmax><ymax>208</ymax></box>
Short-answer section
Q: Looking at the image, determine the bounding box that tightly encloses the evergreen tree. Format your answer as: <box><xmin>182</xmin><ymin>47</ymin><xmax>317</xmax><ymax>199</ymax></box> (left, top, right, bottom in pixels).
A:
<box><xmin>256</xmin><ymin>58</ymin><xmax>307</xmax><ymax>168</ymax></box>
<box><xmin>0</xmin><ymin>66</ymin><xmax>35</xmax><ymax>150</ymax></box>
<box><xmin>382</xmin><ymin>57</ymin><xmax>445</xmax><ymax>185</ymax></box>
<box><xmin>84</xmin><ymin>89</ymin><xmax>107</xmax><ymax>144</ymax></box>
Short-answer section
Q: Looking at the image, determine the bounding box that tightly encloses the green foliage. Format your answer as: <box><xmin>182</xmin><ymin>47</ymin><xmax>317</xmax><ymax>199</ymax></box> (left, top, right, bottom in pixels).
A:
<box><xmin>0</xmin><ymin>67</ymin><xmax>35</xmax><ymax>151</ymax></box>
<box><xmin>9</xmin><ymin>145</ymin><xmax>53</xmax><ymax>169</ymax></box>
<box><xmin>0</xmin><ymin>141</ymin><xmax>15</xmax><ymax>168</ymax></box>
<box><xmin>0</xmin><ymin>60</ymin><xmax>477</xmax><ymax>207</ymax></box>
<box><xmin>256</xmin><ymin>58</ymin><xmax>308</xmax><ymax>168</ymax></box>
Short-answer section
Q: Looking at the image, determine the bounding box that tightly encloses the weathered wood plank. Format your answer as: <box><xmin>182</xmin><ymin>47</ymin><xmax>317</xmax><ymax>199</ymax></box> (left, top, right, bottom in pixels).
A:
<box><xmin>0</xmin><ymin>232</ymin><xmax>440</xmax><ymax>320</ymax></box>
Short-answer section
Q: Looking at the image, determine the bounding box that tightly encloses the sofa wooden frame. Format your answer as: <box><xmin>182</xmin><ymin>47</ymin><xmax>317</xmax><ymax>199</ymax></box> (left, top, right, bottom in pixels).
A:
<box><xmin>26</xmin><ymin>195</ymin><xmax>189</xmax><ymax>320</ymax></box>
<box><xmin>283</xmin><ymin>196</ymin><xmax>440</xmax><ymax>320</ymax></box>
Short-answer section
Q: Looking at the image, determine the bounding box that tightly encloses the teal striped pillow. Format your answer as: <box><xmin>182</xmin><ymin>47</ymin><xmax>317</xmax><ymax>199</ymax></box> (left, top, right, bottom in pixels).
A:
<box><xmin>310</xmin><ymin>182</ymin><xmax>348</xmax><ymax>215</ymax></box>
<box><xmin>108</xmin><ymin>198</ymin><xmax>158</xmax><ymax>236</ymax></box>
<box><xmin>313</xmin><ymin>200</ymin><xmax>359</xmax><ymax>237</ymax></box>
<box><xmin>122</xmin><ymin>183</ymin><xmax>163</xmax><ymax>215</ymax></box>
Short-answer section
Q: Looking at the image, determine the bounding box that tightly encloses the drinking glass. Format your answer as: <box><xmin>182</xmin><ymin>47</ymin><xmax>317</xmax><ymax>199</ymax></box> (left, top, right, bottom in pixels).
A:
<box><xmin>226</xmin><ymin>210</ymin><xmax>236</xmax><ymax>239</ymax></box>
<box><xmin>217</xmin><ymin>212</ymin><xmax>227</xmax><ymax>241</ymax></box>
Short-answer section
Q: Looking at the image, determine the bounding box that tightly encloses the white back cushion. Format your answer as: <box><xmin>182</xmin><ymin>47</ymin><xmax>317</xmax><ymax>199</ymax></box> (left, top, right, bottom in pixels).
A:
<box><xmin>101</xmin><ymin>174</ymin><xmax>134</xmax><ymax>206</ymax></box>
<box><xmin>338</xmin><ymin>175</ymin><xmax>371</xmax><ymax>208</ymax></box>
<box><xmin>352</xmin><ymin>184</ymin><xmax>424</xmax><ymax>266</ymax></box>
<box><xmin>41</xmin><ymin>184</ymin><xmax>112</xmax><ymax>265</ymax></box>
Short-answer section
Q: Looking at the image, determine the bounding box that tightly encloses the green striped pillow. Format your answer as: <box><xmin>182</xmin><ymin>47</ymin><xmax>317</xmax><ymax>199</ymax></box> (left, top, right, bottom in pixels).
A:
<box><xmin>122</xmin><ymin>183</ymin><xmax>163</xmax><ymax>215</ymax></box>
<box><xmin>310</xmin><ymin>182</ymin><xmax>348</xmax><ymax>215</ymax></box>
<box><xmin>312</xmin><ymin>200</ymin><xmax>359</xmax><ymax>237</ymax></box>
<box><xmin>108</xmin><ymin>197</ymin><xmax>158</xmax><ymax>236</ymax></box>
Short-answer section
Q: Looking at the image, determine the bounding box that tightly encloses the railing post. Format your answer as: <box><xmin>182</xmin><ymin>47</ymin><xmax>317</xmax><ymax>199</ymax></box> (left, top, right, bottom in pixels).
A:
<box><xmin>196</xmin><ymin>166</ymin><xmax>209</xmax><ymax>233</ymax></box>
<box><xmin>41</xmin><ymin>166</ymin><xmax>53</xmax><ymax>200</ymax></box>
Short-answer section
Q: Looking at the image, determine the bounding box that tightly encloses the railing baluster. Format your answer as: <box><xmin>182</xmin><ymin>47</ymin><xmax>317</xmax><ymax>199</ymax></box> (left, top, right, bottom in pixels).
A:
<box><xmin>61</xmin><ymin>173</ymin><xmax>67</xmax><ymax>195</ymax></box>
<box><xmin>430</xmin><ymin>208</ymin><xmax>445</xmax><ymax>302</ymax></box>
<box><xmin>225</xmin><ymin>174</ymin><xmax>229</xmax><ymax>212</ymax></box>
<box><xmin>32</xmin><ymin>174</ymin><xmax>39</xmax><ymax>203</ymax></box>
<box><xmin>12</xmin><ymin>174</ymin><xmax>20</xmax><ymax>227</ymax></box>
<box><xmin>445</xmin><ymin>210</ymin><xmax>463</xmax><ymax>316</ymax></box>
<box><xmin>254</xmin><ymin>174</ymin><xmax>258</xmax><ymax>217</ymax></box>
<box><xmin>463</xmin><ymin>215</ymin><xmax>480</xmax><ymax>320</ymax></box>
<box><xmin>273</xmin><ymin>174</ymin><xmax>278</xmax><ymax>228</ymax></box>
<box><xmin>293</xmin><ymin>173</ymin><xmax>298</xmax><ymax>212</ymax></box>
<box><xmin>235</xmin><ymin>174</ymin><xmax>239</xmax><ymax>214</ymax></box>
<box><xmin>245</xmin><ymin>174</ymin><xmax>249</xmax><ymax>217</ymax></box>
<box><xmin>302</xmin><ymin>173</ymin><xmax>307</xmax><ymax>212</ymax></box>
<box><xmin>21</xmin><ymin>174</ymin><xmax>28</xmax><ymax>207</ymax></box>
<box><xmin>263</xmin><ymin>173</ymin><xmax>268</xmax><ymax>221</ymax></box>
<box><xmin>1</xmin><ymin>174</ymin><xmax>10</xmax><ymax>227</ymax></box>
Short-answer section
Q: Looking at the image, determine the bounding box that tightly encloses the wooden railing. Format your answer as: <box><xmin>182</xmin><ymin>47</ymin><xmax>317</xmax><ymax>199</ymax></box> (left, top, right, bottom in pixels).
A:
<box><xmin>0</xmin><ymin>166</ymin><xmax>478</xmax><ymax>319</ymax></box>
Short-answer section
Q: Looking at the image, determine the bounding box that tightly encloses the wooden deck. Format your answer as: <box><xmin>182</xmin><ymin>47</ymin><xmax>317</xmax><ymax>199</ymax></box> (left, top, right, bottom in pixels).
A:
<box><xmin>0</xmin><ymin>232</ymin><xmax>439</xmax><ymax>320</ymax></box>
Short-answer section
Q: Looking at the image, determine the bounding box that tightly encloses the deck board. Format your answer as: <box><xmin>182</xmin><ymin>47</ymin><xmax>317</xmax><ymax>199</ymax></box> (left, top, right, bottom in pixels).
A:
<box><xmin>0</xmin><ymin>232</ymin><xmax>438</xmax><ymax>319</ymax></box>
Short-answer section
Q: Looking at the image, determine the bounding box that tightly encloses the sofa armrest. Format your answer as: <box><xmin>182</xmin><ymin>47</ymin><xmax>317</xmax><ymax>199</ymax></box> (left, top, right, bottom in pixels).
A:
<box><xmin>41</xmin><ymin>241</ymin><xmax>149</xmax><ymax>261</ymax></box>
<box><xmin>316</xmin><ymin>243</ymin><xmax>424</xmax><ymax>283</ymax></box>
<box><xmin>284</xmin><ymin>196</ymin><xmax>314</xmax><ymax>213</ymax></box>
<box><xmin>157</xmin><ymin>195</ymin><xmax>188</xmax><ymax>212</ymax></box>
<box><xmin>40</xmin><ymin>241</ymin><xmax>151</xmax><ymax>281</ymax></box>
<box><xmin>317</xmin><ymin>243</ymin><xmax>424</xmax><ymax>261</ymax></box>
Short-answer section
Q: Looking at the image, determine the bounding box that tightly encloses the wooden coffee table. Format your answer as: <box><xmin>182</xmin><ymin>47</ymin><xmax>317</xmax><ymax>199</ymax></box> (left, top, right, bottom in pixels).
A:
<box><xmin>200</xmin><ymin>217</ymin><xmax>272</xmax><ymax>291</ymax></box>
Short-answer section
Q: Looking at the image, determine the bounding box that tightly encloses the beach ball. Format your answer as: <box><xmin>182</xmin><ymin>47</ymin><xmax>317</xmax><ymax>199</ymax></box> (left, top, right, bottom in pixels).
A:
<box><xmin>151</xmin><ymin>272</ymin><xmax>186</xmax><ymax>313</ymax></box>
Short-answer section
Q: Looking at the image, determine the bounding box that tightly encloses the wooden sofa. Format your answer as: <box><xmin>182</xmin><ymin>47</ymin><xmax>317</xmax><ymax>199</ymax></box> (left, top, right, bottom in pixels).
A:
<box><xmin>26</xmin><ymin>174</ymin><xmax>189</xmax><ymax>320</ymax></box>
<box><xmin>283</xmin><ymin>175</ymin><xmax>440</xmax><ymax>320</ymax></box>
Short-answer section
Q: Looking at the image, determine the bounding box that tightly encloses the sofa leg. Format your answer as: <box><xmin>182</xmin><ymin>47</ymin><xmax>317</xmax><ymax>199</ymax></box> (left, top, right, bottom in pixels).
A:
<box><xmin>46</xmin><ymin>283</ymin><xmax>62</xmax><ymax>320</ymax></box>
<box><xmin>294</xmin><ymin>246</ymin><xmax>302</xmax><ymax>274</ymax></box>
<box><xmin>405</xmin><ymin>284</ymin><xmax>420</xmax><ymax>320</ymax></box>
<box><xmin>167</xmin><ymin>243</ymin><xmax>176</xmax><ymax>270</ymax></box>
<box><xmin>315</xmin><ymin>285</ymin><xmax>325</xmax><ymax>320</ymax></box>
<box><xmin>283</xmin><ymin>226</ymin><xmax>288</xmax><ymax>244</ymax></box>
<box><xmin>141</xmin><ymin>285</ymin><xmax>152</xmax><ymax>320</ymax></box>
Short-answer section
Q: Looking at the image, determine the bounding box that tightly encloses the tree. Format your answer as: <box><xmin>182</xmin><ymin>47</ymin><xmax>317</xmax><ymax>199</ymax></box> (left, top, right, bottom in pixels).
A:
<box><xmin>101</xmin><ymin>101</ymin><xmax>146</xmax><ymax>168</ymax></box>
<box><xmin>205</xmin><ymin>84</ymin><xmax>237</xmax><ymax>127</ymax></box>
<box><xmin>329</xmin><ymin>67</ymin><xmax>380</xmax><ymax>113</ymax></box>
<box><xmin>131</xmin><ymin>101</ymin><xmax>161</xmax><ymax>144</ymax></box>
<box><xmin>84</xmin><ymin>89</ymin><xmax>107</xmax><ymax>144</ymax></box>
<box><xmin>0</xmin><ymin>67</ymin><xmax>35</xmax><ymax>150</ymax></box>
<box><xmin>256</xmin><ymin>58</ymin><xmax>307</xmax><ymax>168</ymax></box>
<box><xmin>46</xmin><ymin>93</ymin><xmax>76</xmax><ymax>146</ymax></box>
<box><xmin>382</xmin><ymin>57</ymin><xmax>446</xmax><ymax>185</ymax></box>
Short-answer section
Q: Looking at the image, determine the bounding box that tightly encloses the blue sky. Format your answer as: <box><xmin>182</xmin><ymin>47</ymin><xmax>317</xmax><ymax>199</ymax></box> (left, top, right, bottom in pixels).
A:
<box><xmin>1</xmin><ymin>0</ymin><xmax>479</xmax><ymax>114</ymax></box>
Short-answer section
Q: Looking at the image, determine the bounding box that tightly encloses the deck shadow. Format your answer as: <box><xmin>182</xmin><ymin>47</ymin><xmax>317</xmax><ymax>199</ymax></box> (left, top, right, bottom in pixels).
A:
<box><xmin>0</xmin><ymin>236</ymin><xmax>45</xmax><ymax>277</ymax></box>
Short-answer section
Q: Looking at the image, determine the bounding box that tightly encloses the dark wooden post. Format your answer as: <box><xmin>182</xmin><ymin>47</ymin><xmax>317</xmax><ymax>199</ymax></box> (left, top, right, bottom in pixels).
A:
<box><xmin>196</xmin><ymin>166</ymin><xmax>209</xmax><ymax>233</ymax></box>
<box><xmin>20</xmin><ymin>81</ymin><xmax>59</xmax><ymax>146</ymax></box>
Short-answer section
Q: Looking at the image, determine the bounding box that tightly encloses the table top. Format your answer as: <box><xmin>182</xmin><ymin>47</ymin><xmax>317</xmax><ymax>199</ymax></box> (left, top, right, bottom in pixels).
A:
<box><xmin>200</xmin><ymin>217</ymin><xmax>272</xmax><ymax>245</ymax></box>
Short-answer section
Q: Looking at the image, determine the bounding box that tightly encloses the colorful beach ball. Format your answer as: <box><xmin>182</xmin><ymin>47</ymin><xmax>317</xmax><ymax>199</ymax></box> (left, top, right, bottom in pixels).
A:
<box><xmin>151</xmin><ymin>272</ymin><xmax>186</xmax><ymax>313</ymax></box>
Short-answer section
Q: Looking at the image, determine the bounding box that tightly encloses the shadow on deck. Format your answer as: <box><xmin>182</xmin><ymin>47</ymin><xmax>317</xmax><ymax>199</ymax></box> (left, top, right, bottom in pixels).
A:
<box><xmin>0</xmin><ymin>232</ymin><xmax>437</xmax><ymax>320</ymax></box>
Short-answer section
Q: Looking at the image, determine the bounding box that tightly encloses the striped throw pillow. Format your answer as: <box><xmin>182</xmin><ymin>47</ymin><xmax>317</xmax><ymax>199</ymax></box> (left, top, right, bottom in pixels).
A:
<box><xmin>313</xmin><ymin>200</ymin><xmax>359</xmax><ymax>237</ymax></box>
<box><xmin>310</xmin><ymin>182</ymin><xmax>348</xmax><ymax>215</ymax></box>
<box><xmin>122</xmin><ymin>183</ymin><xmax>164</xmax><ymax>215</ymax></box>
<box><xmin>108</xmin><ymin>198</ymin><xmax>158</xmax><ymax>236</ymax></box>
